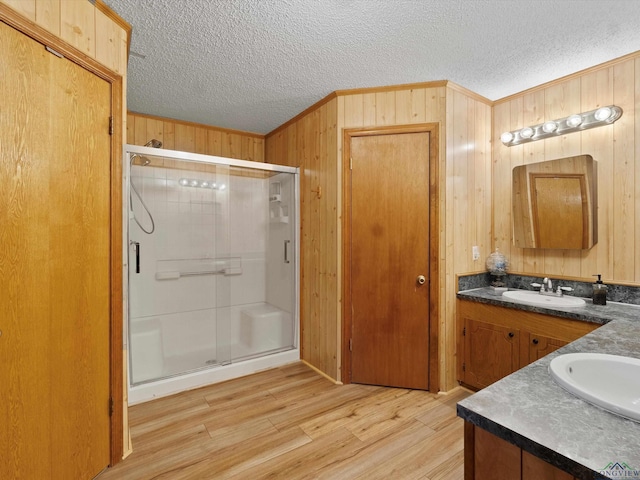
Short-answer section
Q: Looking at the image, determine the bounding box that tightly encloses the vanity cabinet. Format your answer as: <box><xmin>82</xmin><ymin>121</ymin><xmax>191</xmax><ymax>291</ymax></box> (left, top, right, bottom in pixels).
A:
<box><xmin>457</xmin><ymin>299</ymin><xmax>597</xmax><ymax>390</ymax></box>
<box><xmin>465</xmin><ymin>422</ymin><xmax>576</xmax><ymax>480</ymax></box>
<box><xmin>462</xmin><ymin>318</ymin><xmax>520</xmax><ymax>389</ymax></box>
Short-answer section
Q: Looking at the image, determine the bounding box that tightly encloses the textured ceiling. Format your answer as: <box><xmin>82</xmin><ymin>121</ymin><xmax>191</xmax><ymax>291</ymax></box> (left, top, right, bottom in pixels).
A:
<box><xmin>105</xmin><ymin>0</ymin><xmax>640</xmax><ymax>135</ymax></box>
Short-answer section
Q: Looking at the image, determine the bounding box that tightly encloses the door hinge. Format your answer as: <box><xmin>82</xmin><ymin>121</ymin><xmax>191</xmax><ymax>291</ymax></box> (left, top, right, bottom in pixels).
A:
<box><xmin>109</xmin><ymin>397</ymin><xmax>114</xmax><ymax>417</ymax></box>
<box><xmin>45</xmin><ymin>45</ymin><xmax>64</xmax><ymax>58</ymax></box>
<box><xmin>109</xmin><ymin>116</ymin><xmax>114</xmax><ymax>135</ymax></box>
<box><xmin>462</xmin><ymin>327</ymin><xmax>466</xmax><ymax>336</ymax></box>
<box><xmin>349</xmin><ymin>338</ymin><xmax>353</xmax><ymax>351</ymax></box>
<box><xmin>462</xmin><ymin>363</ymin><xmax>466</xmax><ymax>372</ymax></box>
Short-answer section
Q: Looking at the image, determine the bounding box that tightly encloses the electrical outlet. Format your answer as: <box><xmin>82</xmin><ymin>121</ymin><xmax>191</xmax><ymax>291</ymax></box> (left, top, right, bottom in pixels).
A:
<box><xmin>472</xmin><ymin>246</ymin><xmax>480</xmax><ymax>261</ymax></box>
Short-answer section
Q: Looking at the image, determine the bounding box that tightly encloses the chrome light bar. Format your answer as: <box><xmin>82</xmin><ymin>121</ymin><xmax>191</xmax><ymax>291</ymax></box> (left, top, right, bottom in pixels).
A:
<box><xmin>500</xmin><ymin>105</ymin><xmax>623</xmax><ymax>147</ymax></box>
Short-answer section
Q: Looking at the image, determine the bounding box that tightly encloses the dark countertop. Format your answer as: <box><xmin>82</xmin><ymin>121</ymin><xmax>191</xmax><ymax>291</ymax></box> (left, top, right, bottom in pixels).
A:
<box><xmin>456</xmin><ymin>288</ymin><xmax>640</xmax><ymax>480</ymax></box>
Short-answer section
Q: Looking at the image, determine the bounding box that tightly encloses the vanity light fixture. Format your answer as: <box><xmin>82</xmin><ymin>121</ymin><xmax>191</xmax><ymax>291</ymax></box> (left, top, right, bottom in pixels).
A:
<box><xmin>519</xmin><ymin>126</ymin><xmax>534</xmax><ymax>139</ymax></box>
<box><xmin>566</xmin><ymin>114</ymin><xmax>583</xmax><ymax>128</ymax></box>
<box><xmin>542</xmin><ymin>121</ymin><xmax>558</xmax><ymax>133</ymax></box>
<box><xmin>501</xmin><ymin>105</ymin><xmax>623</xmax><ymax>146</ymax></box>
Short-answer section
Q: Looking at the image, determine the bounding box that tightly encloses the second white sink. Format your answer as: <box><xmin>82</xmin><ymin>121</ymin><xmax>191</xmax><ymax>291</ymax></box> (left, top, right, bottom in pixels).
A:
<box><xmin>549</xmin><ymin>353</ymin><xmax>640</xmax><ymax>422</ymax></box>
<box><xmin>502</xmin><ymin>290</ymin><xmax>586</xmax><ymax>308</ymax></box>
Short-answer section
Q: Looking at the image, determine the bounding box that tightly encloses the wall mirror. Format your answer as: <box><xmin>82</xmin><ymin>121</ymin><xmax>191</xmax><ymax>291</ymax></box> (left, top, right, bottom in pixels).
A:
<box><xmin>512</xmin><ymin>155</ymin><xmax>597</xmax><ymax>250</ymax></box>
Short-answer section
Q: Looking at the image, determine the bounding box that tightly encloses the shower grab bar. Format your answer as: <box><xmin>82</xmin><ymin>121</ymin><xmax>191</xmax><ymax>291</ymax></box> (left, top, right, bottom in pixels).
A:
<box><xmin>155</xmin><ymin>267</ymin><xmax>242</xmax><ymax>280</ymax></box>
<box><xmin>284</xmin><ymin>240</ymin><xmax>291</xmax><ymax>264</ymax></box>
<box><xmin>155</xmin><ymin>256</ymin><xmax>242</xmax><ymax>280</ymax></box>
<box><xmin>180</xmin><ymin>269</ymin><xmax>225</xmax><ymax>277</ymax></box>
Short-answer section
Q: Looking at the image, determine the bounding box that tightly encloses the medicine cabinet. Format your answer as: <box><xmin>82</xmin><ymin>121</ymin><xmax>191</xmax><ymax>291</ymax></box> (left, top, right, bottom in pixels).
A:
<box><xmin>512</xmin><ymin>155</ymin><xmax>597</xmax><ymax>250</ymax></box>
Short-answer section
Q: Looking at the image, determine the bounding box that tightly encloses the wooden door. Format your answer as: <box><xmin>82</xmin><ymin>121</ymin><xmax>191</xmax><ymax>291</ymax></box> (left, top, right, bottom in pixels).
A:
<box><xmin>463</xmin><ymin>318</ymin><xmax>520</xmax><ymax>389</ymax></box>
<box><xmin>349</xmin><ymin>132</ymin><xmax>430</xmax><ymax>389</ymax></box>
<box><xmin>0</xmin><ymin>21</ymin><xmax>111</xmax><ymax>479</ymax></box>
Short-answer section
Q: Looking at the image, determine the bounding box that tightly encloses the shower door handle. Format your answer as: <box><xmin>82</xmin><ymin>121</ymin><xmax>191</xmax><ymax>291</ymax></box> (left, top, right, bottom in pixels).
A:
<box><xmin>131</xmin><ymin>241</ymin><xmax>140</xmax><ymax>273</ymax></box>
<box><xmin>284</xmin><ymin>240</ymin><xmax>291</xmax><ymax>264</ymax></box>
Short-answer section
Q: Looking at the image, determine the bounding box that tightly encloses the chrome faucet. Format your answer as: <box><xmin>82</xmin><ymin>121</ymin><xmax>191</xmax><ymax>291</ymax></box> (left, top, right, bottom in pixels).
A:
<box><xmin>532</xmin><ymin>278</ymin><xmax>574</xmax><ymax>297</ymax></box>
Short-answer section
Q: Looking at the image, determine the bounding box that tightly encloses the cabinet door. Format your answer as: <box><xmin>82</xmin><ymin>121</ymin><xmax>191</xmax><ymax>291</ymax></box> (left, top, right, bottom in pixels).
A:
<box><xmin>474</xmin><ymin>426</ymin><xmax>521</xmax><ymax>480</ymax></box>
<box><xmin>527</xmin><ymin>334</ymin><xmax>568</xmax><ymax>365</ymax></box>
<box><xmin>463</xmin><ymin>318</ymin><xmax>520</xmax><ymax>389</ymax></box>
<box><xmin>523</xmin><ymin>451</ymin><xmax>575</xmax><ymax>480</ymax></box>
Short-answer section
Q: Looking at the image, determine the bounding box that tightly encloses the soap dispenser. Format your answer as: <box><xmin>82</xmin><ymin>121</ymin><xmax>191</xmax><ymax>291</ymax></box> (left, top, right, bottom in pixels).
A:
<box><xmin>592</xmin><ymin>274</ymin><xmax>607</xmax><ymax>305</ymax></box>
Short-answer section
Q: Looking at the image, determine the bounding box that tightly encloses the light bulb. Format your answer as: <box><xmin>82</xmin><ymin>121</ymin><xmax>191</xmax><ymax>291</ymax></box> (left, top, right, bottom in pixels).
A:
<box><xmin>211</xmin><ymin>183</ymin><xmax>217</xmax><ymax>189</ymax></box>
<box><xmin>219</xmin><ymin>184</ymin><xmax>226</xmax><ymax>191</ymax></box>
<box><xmin>200</xmin><ymin>181</ymin><xmax>209</xmax><ymax>188</ymax></box>
<box><xmin>594</xmin><ymin>107</ymin><xmax>612</xmax><ymax>121</ymax></box>
<box><xmin>501</xmin><ymin>132</ymin><xmax>514</xmax><ymax>144</ymax></box>
<box><xmin>566</xmin><ymin>114</ymin><xmax>583</xmax><ymax>128</ymax></box>
<box><xmin>542</xmin><ymin>121</ymin><xmax>558</xmax><ymax>133</ymax></box>
<box><xmin>520</xmin><ymin>127</ymin><xmax>534</xmax><ymax>139</ymax></box>
<box><xmin>190</xmin><ymin>179</ymin><xmax>198</xmax><ymax>187</ymax></box>
<box><xmin>179</xmin><ymin>178</ymin><xmax>189</xmax><ymax>186</ymax></box>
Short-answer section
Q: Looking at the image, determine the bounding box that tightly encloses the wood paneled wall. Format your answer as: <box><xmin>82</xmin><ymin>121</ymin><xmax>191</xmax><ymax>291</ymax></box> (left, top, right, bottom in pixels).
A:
<box><xmin>1</xmin><ymin>0</ymin><xmax>128</xmax><ymax>75</ymax></box>
<box><xmin>127</xmin><ymin>112</ymin><xmax>265</xmax><ymax>162</ymax></box>
<box><xmin>265</xmin><ymin>97</ymin><xmax>340</xmax><ymax>381</ymax></box>
<box><xmin>266</xmin><ymin>83</ymin><xmax>492</xmax><ymax>391</ymax></box>
<box><xmin>442</xmin><ymin>87</ymin><xmax>492</xmax><ymax>390</ymax></box>
<box><xmin>493</xmin><ymin>53</ymin><xmax>640</xmax><ymax>285</ymax></box>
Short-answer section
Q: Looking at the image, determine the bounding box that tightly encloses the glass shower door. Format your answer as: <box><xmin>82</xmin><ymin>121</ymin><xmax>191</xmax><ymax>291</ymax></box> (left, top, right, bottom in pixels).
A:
<box><xmin>224</xmin><ymin>166</ymin><xmax>297</xmax><ymax>362</ymax></box>
<box><xmin>128</xmin><ymin>152</ymin><xmax>231</xmax><ymax>384</ymax></box>
<box><xmin>127</xmin><ymin>145</ymin><xmax>298</xmax><ymax>389</ymax></box>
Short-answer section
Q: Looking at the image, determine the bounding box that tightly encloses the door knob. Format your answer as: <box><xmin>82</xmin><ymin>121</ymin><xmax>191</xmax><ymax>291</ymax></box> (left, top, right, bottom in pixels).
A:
<box><xmin>416</xmin><ymin>275</ymin><xmax>426</xmax><ymax>285</ymax></box>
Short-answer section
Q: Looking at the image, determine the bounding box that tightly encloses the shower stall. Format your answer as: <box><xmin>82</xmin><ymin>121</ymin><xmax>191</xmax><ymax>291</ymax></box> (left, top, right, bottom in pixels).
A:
<box><xmin>125</xmin><ymin>144</ymin><xmax>299</xmax><ymax>404</ymax></box>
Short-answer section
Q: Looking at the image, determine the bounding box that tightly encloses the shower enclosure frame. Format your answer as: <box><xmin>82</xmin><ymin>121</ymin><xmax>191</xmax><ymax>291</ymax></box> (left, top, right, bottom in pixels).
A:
<box><xmin>124</xmin><ymin>144</ymin><xmax>300</xmax><ymax>404</ymax></box>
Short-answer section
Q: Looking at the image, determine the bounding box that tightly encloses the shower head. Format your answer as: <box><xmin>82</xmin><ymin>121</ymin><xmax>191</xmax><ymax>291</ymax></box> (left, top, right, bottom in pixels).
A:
<box><xmin>131</xmin><ymin>139</ymin><xmax>161</xmax><ymax>166</ymax></box>
<box><xmin>131</xmin><ymin>154</ymin><xmax>151</xmax><ymax>166</ymax></box>
<box><xmin>145</xmin><ymin>139</ymin><xmax>163</xmax><ymax>148</ymax></box>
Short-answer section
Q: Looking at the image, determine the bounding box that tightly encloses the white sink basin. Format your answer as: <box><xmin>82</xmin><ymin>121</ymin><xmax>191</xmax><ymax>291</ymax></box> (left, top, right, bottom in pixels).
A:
<box><xmin>549</xmin><ymin>353</ymin><xmax>640</xmax><ymax>422</ymax></box>
<box><xmin>502</xmin><ymin>290</ymin><xmax>586</xmax><ymax>308</ymax></box>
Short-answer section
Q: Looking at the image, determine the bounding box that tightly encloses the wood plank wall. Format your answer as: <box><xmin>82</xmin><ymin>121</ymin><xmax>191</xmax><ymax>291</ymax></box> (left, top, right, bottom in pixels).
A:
<box><xmin>442</xmin><ymin>86</ymin><xmax>492</xmax><ymax>390</ymax></box>
<box><xmin>0</xmin><ymin>0</ymin><xmax>131</xmax><ymax>457</ymax></box>
<box><xmin>1</xmin><ymin>0</ymin><xmax>128</xmax><ymax>76</ymax></box>
<box><xmin>265</xmin><ymin>83</ymin><xmax>492</xmax><ymax>391</ymax></box>
<box><xmin>493</xmin><ymin>53</ymin><xmax>640</xmax><ymax>285</ymax></box>
<box><xmin>265</xmin><ymin>98</ymin><xmax>340</xmax><ymax>382</ymax></box>
<box><xmin>126</xmin><ymin>112</ymin><xmax>265</xmax><ymax>162</ymax></box>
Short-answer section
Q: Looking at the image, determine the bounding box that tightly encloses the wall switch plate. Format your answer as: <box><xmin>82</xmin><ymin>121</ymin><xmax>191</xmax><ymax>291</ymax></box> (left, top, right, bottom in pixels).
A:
<box><xmin>472</xmin><ymin>246</ymin><xmax>480</xmax><ymax>260</ymax></box>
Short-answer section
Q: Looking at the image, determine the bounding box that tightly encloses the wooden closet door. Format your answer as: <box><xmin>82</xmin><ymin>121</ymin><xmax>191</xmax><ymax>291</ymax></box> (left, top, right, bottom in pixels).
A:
<box><xmin>349</xmin><ymin>132</ymin><xmax>431</xmax><ymax>390</ymax></box>
<box><xmin>0</xmin><ymin>20</ymin><xmax>111</xmax><ymax>479</ymax></box>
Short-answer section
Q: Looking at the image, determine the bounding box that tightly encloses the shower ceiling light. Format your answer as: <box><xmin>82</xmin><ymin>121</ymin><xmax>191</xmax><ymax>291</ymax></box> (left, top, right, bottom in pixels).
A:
<box><xmin>500</xmin><ymin>105</ymin><xmax>623</xmax><ymax>147</ymax></box>
<box><xmin>178</xmin><ymin>178</ymin><xmax>226</xmax><ymax>190</ymax></box>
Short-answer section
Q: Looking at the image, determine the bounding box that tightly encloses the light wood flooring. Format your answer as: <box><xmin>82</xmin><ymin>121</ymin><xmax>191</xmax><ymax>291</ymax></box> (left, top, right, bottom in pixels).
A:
<box><xmin>99</xmin><ymin>362</ymin><xmax>471</xmax><ymax>479</ymax></box>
